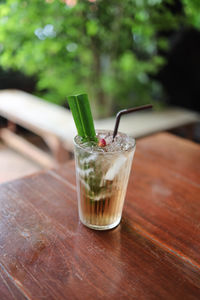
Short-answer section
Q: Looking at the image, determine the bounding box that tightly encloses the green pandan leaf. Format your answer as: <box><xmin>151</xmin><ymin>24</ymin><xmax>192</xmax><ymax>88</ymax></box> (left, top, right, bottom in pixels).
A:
<box><xmin>67</xmin><ymin>93</ymin><xmax>97</xmax><ymax>141</ymax></box>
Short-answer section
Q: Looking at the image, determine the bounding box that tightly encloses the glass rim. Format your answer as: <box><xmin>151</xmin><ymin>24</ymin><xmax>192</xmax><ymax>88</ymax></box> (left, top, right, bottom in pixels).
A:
<box><xmin>73</xmin><ymin>129</ymin><xmax>136</xmax><ymax>155</ymax></box>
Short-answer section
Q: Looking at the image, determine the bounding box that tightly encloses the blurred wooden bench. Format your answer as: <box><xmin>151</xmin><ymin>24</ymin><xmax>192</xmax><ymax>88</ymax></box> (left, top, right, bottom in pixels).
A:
<box><xmin>0</xmin><ymin>90</ymin><xmax>76</xmax><ymax>168</ymax></box>
<box><xmin>0</xmin><ymin>89</ymin><xmax>199</xmax><ymax>168</ymax></box>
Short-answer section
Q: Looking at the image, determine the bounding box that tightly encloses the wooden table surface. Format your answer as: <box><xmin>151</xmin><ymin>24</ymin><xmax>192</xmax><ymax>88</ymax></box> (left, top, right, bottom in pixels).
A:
<box><xmin>0</xmin><ymin>132</ymin><xmax>200</xmax><ymax>300</ymax></box>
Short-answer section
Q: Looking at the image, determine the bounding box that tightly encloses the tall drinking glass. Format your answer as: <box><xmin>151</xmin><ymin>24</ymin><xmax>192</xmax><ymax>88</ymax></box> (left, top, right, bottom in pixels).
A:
<box><xmin>74</xmin><ymin>130</ymin><xmax>136</xmax><ymax>230</ymax></box>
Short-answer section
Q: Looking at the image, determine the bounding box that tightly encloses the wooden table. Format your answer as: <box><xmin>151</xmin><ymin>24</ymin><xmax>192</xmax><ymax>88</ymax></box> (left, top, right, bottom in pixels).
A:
<box><xmin>0</xmin><ymin>133</ymin><xmax>200</xmax><ymax>300</ymax></box>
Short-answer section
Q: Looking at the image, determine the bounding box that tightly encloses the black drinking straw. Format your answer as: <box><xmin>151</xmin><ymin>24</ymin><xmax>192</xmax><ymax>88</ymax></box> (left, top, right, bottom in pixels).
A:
<box><xmin>112</xmin><ymin>104</ymin><xmax>153</xmax><ymax>140</ymax></box>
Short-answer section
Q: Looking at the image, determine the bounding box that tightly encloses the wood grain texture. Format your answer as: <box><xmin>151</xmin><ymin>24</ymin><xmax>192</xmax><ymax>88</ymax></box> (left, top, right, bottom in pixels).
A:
<box><xmin>0</xmin><ymin>133</ymin><xmax>200</xmax><ymax>299</ymax></box>
<box><xmin>0</xmin><ymin>265</ymin><xmax>27</xmax><ymax>300</ymax></box>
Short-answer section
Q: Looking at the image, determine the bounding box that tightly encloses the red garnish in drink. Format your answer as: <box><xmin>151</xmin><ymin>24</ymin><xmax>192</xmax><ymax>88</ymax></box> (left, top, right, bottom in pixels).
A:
<box><xmin>98</xmin><ymin>138</ymin><xmax>106</xmax><ymax>147</ymax></box>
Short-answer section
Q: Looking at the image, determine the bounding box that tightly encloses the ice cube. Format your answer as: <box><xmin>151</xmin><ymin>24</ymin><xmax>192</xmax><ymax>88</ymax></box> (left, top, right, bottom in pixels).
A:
<box><xmin>77</xmin><ymin>167</ymin><xmax>94</xmax><ymax>177</ymax></box>
<box><xmin>90</xmin><ymin>191</ymin><xmax>111</xmax><ymax>201</ymax></box>
<box><xmin>104</xmin><ymin>155</ymin><xmax>127</xmax><ymax>181</ymax></box>
<box><xmin>80</xmin><ymin>154</ymin><xmax>98</xmax><ymax>165</ymax></box>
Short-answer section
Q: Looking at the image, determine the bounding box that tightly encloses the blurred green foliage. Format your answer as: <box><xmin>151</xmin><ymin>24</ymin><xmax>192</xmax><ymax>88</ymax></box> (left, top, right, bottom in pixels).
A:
<box><xmin>0</xmin><ymin>0</ymin><xmax>199</xmax><ymax>117</ymax></box>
